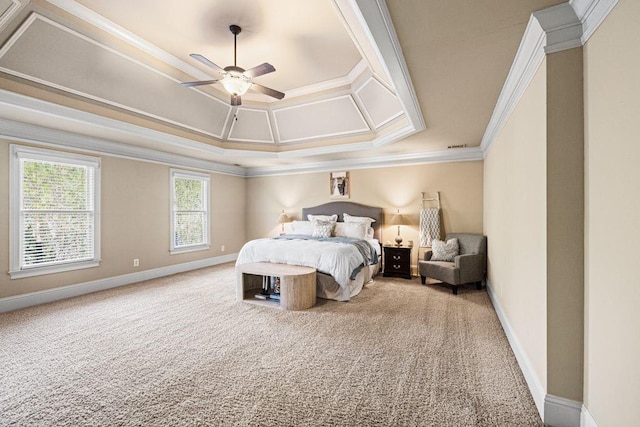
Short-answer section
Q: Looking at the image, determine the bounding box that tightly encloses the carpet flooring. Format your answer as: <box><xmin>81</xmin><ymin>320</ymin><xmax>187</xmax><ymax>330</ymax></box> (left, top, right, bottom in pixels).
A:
<box><xmin>0</xmin><ymin>263</ymin><xmax>542</xmax><ymax>426</ymax></box>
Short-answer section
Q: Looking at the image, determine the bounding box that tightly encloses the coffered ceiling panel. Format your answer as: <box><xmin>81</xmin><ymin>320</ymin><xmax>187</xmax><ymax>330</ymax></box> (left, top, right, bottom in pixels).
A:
<box><xmin>0</xmin><ymin>13</ymin><xmax>232</xmax><ymax>138</ymax></box>
<box><xmin>273</xmin><ymin>95</ymin><xmax>370</xmax><ymax>143</ymax></box>
<box><xmin>228</xmin><ymin>108</ymin><xmax>274</xmax><ymax>144</ymax></box>
<box><xmin>355</xmin><ymin>77</ymin><xmax>403</xmax><ymax>129</ymax></box>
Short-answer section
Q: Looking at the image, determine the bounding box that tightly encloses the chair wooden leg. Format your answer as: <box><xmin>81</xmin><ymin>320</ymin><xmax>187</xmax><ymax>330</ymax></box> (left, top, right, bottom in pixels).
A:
<box><xmin>452</xmin><ymin>286</ymin><xmax>458</xmax><ymax>295</ymax></box>
<box><xmin>420</xmin><ymin>275</ymin><xmax>426</xmax><ymax>285</ymax></box>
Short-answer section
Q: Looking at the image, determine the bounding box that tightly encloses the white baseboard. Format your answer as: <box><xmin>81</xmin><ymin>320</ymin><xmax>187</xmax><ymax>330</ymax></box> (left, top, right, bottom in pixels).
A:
<box><xmin>0</xmin><ymin>253</ymin><xmax>238</xmax><ymax>313</ymax></box>
<box><xmin>545</xmin><ymin>394</ymin><xmax>582</xmax><ymax>427</ymax></box>
<box><xmin>486</xmin><ymin>280</ymin><xmax>546</xmax><ymax>417</ymax></box>
<box><xmin>581</xmin><ymin>405</ymin><xmax>599</xmax><ymax>427</ymax></box>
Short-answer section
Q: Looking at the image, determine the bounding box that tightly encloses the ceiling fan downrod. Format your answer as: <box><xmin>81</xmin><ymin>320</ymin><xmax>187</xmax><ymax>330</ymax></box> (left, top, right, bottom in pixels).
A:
<box><xmin>229</xmin><ymin>24</ymin><xmax>241</xmax><ymax>67</ymax></box>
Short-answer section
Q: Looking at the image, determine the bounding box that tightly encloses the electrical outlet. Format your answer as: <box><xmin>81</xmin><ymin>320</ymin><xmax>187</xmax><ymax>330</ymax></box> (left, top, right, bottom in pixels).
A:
<box><xmin>221</xmin><ymin>245</ymin><xmax>225</xmax><ymax>252</ymax></box>
<box><xmin>133</xmin><ymin>258</ymin><xmax>139</xmax><ymax>267</ymax></box>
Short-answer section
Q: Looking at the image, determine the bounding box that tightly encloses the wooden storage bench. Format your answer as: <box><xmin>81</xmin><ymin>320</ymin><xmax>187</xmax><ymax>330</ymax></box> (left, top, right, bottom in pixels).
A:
<box><xmin>236</xmin><ymin>262</ymin><xmax>317</xmax><ymax>311</ymax></box>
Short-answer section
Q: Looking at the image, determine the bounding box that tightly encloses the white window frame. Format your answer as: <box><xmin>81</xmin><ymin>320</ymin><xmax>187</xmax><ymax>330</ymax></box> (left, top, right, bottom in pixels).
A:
<box><xmin>170</xmin><ymin>168</ymin><xmax>210</xmax><ymax>254</ymax></box>
<box><xmin>9</xmin><ymin>145</ymin><xmax>101</xmax><ymax>279</ymax></box>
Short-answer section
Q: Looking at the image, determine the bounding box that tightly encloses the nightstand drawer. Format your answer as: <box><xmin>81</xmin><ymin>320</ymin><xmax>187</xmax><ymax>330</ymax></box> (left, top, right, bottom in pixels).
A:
<box><xmin>383</xmin><ymin>246</ymin><xmax>412</xmax><ymax>279</ymax></box>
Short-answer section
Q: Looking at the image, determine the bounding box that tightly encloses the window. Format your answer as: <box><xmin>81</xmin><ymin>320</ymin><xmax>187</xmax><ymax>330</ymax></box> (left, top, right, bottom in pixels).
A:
<box><xmin>10</xmin><ymin>145</ymin><xmax>100</xmax><ymax>278</ymax></box>
<box><xmin>170</xmin><ymin>169</ymin><xmax>210</xmax><ymax>253</ymax></box>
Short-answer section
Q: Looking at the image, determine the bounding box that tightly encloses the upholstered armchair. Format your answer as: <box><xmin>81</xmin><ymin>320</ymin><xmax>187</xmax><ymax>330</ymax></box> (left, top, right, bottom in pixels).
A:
<box><xmin>418</xmin><ymin>233</ymin><xmax>487</xmax><ymax>295</ymax></box>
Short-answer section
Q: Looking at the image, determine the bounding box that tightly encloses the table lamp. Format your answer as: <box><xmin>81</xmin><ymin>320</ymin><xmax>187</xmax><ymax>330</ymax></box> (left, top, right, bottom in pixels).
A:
<box><xmin>390</xmin><ymin>209</ymin><xmax>407</xmax><ymax>246</ymax></box>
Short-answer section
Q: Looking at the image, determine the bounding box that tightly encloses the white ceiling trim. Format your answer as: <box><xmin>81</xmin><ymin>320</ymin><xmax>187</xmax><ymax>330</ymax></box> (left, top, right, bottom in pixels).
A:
<box><xmin>0</xmin><ymin>88</ymin><xmax>227</xmax><ymax>157</ymax></box>
<box><xmin>0</xmin><ymin>87</ymin><xmax>405</xmax><ymax>163</ymax></box>
<box><xmin>0</xmin><ymin>118</ymin><xmax>246</xmax><ymax>176</ymax></box>
<box><xmin>269</xmin><ymin>122</ymin><xmax>409</xmax><ymax>159</ymax></box>
<box><xmin>272</xmin><ymin>94</ymin><xmax>370</xmax><ymax>144</ymax></box>
<box><xmin>0</xmin><ymin>114</ymin><xmax>481</xmax><ymax>179</ymax></box>
<box><xmin>0</xmin><ymin>13</ymin><xmax>232</xmax><ymax>139</ymax></box>
<box><xmin>570</xmin><ymin>0</ymin><xmax>619</xmax><ymax>43</ymax></box>
<box><xmin>352</xmin><ymin>0</ymin><xmax>425</xmax><ymax>134</ymax></box>
<box><xmin>246</xmin><ymin>147</ymin><xmax>483</xmax><ymax>177</ymax></box>
<box><xmin>533</xmin><ymin>3</ymin><xmax>582</xmax><ymax>54</ymax></box>
<box><xmin>481</xmin><ymin>0</ymin><xmax>617</xmax><ymax>157</ymax></box>
<box><xmin>0</xmin><ymin>0</ymin><xmax>21</xmax><ymax>31</ymax></box>
<box><xmin>45</xmin><ymin>0</ymin><xmax>213</xmax><ymax>81</ymax></box>
<box><xmin>480</xmin><ymin>15</ymin><xmax>545</xmax><ymax>155</ymax></box>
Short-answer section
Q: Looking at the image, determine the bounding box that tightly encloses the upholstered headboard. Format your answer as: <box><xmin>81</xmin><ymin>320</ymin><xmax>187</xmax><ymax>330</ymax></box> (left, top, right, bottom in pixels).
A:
<box><xmin>302</xmin><ymin>202</ymin><xmax>383</xmax><ymax>241</ymax></box>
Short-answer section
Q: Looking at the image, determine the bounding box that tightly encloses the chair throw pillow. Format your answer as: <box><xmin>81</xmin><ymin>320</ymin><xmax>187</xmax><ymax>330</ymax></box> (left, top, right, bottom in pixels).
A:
<box><xmin>431</xmin><ymin>238</ymin><xmax>459</xmax><ymax>262</ymax></box>
<box><xmin>312</xmin><ymin>220</ymin><xmax>335</xmax><ymax>238</ymax></box>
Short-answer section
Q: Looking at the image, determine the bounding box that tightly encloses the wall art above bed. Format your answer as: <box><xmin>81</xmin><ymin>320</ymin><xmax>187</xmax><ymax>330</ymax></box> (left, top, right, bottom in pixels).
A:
<box><xmin>330</xmin><ymin>171</ymin><xmax>349</xmax><ymax>199</ymax></box>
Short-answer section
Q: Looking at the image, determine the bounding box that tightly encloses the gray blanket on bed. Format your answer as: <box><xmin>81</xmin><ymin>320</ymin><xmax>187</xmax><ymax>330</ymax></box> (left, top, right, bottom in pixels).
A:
<box><xmin>274</xmin><ymin>234</ymin><xmax>378</xmax><ymax>278</ymax></box>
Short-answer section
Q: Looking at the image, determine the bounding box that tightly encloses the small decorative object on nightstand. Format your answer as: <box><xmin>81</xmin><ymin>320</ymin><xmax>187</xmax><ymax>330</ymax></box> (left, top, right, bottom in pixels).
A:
<box><xmin>383</xmin><ymin>245</ymin><xmax>412</xmax><ymax>279</ymax></box>
<box><xmin>390</xmin><ymin>209</ymin><xmax>407</xmax><ymax>246</ymax></box>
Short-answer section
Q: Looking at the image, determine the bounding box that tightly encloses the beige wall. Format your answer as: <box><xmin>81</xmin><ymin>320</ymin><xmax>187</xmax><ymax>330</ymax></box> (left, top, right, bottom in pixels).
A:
<box><xmin>584</xmin><ymin>0</ymin><xmax>640</xmax><ymax>424</ymax></box>
<box><xmin>0</xmin><ymin>140</ymin><xmax>246</xmax><ymax>299</ymax></box>
<box><xmin>483</xmin><ymin>59</ymin><xmax>548</xmax><ymax>393</ymax></box>
<box><xmin>246</xmin><ymin>161</ymin><xmax>484</xmax><ymax>272</ymax></box>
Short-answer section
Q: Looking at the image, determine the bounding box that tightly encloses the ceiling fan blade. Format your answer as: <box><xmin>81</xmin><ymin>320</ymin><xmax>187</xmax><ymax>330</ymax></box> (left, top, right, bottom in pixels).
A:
<box><xmin>190</xmin><ymin>54</ymin><xmax>225</xmax><ymax>74</ymax></box>
<box><xmin>250</xmin><ymin>83</ymin><xmax>285</xmax><ymax>100</ymax></box>
<box><xmin>231</xmin><ymin>94</ymin><xmax>242</xmax><ymax>106</ymax></box>
<box><xmin>243</xmin><ymin>62</ymin><xmax>276</xmax><ymax>78</ymax></box>
<box><xmin>181</xmin><ymin>80</ymin><xmax>219</xmax><ymax>87</ymax></box>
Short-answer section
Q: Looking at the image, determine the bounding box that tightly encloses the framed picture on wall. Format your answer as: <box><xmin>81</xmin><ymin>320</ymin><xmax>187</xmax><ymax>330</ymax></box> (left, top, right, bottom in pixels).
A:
<box><xmin>330</xmin><ymin>171</ymin><xmax>349</xmax><ymax>199</ymax></box>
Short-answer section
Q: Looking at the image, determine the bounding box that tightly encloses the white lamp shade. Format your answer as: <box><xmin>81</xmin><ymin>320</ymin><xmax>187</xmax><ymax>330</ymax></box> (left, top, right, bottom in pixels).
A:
<box><xmin>221</xmin><ymin>72</ymin><xmax>252</xmax><ymax>96</ymax></box>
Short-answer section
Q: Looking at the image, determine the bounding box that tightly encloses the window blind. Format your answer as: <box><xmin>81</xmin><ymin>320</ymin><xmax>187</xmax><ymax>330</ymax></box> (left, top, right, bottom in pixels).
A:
<box><xmin>20</xmin><ymin>158</ymin><xmax>96</xmax><ymax>268</ymax></box>
<box><xmin>171</xmin><ymin>171</ymin><xmax>209</xmax><ymax>250</ymax></box>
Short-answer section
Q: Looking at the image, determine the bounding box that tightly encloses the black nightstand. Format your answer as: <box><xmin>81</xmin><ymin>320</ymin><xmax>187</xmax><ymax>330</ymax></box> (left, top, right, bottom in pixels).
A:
<box><xmin>383</xmin><ymin>246</ymin><xmax>412</xmax><ymax>279</ymax></box>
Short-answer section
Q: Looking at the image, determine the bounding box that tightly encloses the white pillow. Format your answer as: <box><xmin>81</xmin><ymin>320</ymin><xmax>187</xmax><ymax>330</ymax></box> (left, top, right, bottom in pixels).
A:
<box><xmin>431</xmin><ymin>238</ymin><xmax>459</xmax><ymax>262</ymax></box>
<box><xmin>365</xmin><ymin>226</ymin><xmax>375</xmax><ymax>240</ymax></box>
<box><xmin>307</xmin><ymin>214</ymin><xmax>338</xmax><ymax>222</ymax></box>
<box><xmin>343</xmin><ymin>213</ymin><xmax>376</xmax><ymax>228</ymax></box>
<box><xmin>283</xmin><ymin>222</ymin><xmax>295</xmax><ymax>234</ymax></box>
<box><xmin>291</xmin><ymin>220</ymin><xmax>314</xmax><ymax>236</ymax></box>
<box><xmin>312</xmin><ymin>220</ymin><xmax>335</xmax><ymax>238</ymax></box>
<box><xmin>334</xmin><ymin>222</ymin><xmax>367</xmax><ymax>240</ymax></box>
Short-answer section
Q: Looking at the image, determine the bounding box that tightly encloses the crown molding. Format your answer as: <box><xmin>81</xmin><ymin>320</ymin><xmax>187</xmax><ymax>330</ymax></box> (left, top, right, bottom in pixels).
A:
<box><xmin>0</xmin><ymin>118</ymin><xmax>246</xmax><ymax>176</ymax></box>
<box><xmin>0</xmin><ymin>113</ymin><xmax>480</xmax><ymax>178</ymax></box>
<box><xmin>0</xmin><ymin>0</ymin><xmax>21</xmax><ymax>31</ymax></box>
<box><xmin>533</xmin><ymin>3</ymin><xmax>582</xmax><ymax>54</ymax></box>
<box><xmin>0</xmin><ymin>88</ymin><xmax>228</xmax><ymax>156</ymax></box>
<box><xmin>480</xmin><ymin>15</ymin><xmax>546</xmax><ymax>154</ymax></box>
<box><xmin>246</xmin><ymin>147</ymin><xmax>483</xmax><ymax>177</ymax></box>
<box><xmin>353</xmin><ymin>0</ymin><xmax>425</xmax><ymax>134</ymax></box>
<box><xmin>570</xmin><ymin>0</ymin><xmax>619</xmax><ymax>43</ymax></box>
<box><xmin>481</xmin><ymin>0</ymin><xmax>618</xmax><ymax>156</ymax></box>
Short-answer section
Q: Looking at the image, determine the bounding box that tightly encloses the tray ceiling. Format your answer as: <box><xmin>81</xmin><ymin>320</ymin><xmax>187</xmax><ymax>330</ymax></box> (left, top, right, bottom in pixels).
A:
<box><xmin>0</xmin><ymin>0</ymin><xmax>570</xmax><ymax>173</ymax></box>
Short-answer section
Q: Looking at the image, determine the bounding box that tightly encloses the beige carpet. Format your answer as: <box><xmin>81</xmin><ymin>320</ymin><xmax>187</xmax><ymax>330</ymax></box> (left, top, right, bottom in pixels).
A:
<box><xmin>0</xmin><ymin>263</ymin><xmax>541</xmax><ymax>426</ymax></box>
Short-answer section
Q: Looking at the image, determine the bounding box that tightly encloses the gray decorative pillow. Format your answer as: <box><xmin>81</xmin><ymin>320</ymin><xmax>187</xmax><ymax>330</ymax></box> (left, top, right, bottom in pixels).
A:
<box><xmin>431</xmin><ymin>238</ymin><xmax>459</xmax><ymax>261</ymax></box>
<box><xmin>312</xmin><ymin>220</ymin><xmax>335</xmax><ymax>238</ymax></box>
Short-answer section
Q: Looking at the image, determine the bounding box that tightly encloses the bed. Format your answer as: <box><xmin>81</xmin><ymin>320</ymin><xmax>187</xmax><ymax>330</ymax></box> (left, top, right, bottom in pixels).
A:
<box><xmin>236</xmin><ymin>202</ymin><xmax>383</xmax><ymax>301</ymax></box>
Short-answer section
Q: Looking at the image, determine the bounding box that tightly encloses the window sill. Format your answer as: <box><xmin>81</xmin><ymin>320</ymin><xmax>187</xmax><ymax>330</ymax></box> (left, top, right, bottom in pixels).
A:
<box><xmin>9</xmin><ymin>260</ymin><xmax>101</xmax><ymax>279</ymax></box>
<box><xmin>170</xmin><ymin>244</ymin><xmax>210</xmax><ymax>255</ymax></box>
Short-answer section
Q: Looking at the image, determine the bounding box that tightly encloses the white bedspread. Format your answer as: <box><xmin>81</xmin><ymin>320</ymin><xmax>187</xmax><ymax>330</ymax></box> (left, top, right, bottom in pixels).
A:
<box><xmin>236</xmin><ymin>237</ymin><xmax>379</xmax><ymax>301</ymax></box>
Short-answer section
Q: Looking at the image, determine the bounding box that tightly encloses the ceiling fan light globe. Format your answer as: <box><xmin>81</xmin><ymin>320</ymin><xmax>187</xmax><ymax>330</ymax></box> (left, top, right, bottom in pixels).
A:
<box><xmin>222</xmin><ymin>73</ymin><xmax>252</xmax><ymax>96</ymax></box>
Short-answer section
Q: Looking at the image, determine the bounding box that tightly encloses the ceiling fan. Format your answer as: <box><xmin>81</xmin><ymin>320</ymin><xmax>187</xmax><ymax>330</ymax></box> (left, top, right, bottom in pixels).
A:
<box><xmin>181</xmin><ymin>25</ymin><xmax>285</xmax><ymax>106</ymax></box>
